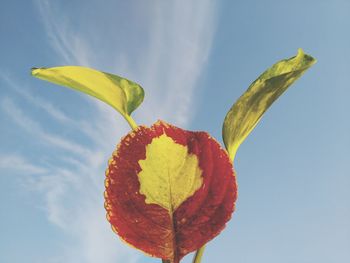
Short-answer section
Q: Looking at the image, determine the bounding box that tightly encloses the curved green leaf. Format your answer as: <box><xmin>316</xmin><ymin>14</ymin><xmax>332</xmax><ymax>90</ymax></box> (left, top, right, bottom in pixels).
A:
<box><xmin>31</xmin><ymin>66</ymin><xmax>144</xmax><ymax>129</ymax></box>
<box><xmin>223</xmin><ymin>49</ymin><xmax>316</xmax><ymax>161</ymax></box>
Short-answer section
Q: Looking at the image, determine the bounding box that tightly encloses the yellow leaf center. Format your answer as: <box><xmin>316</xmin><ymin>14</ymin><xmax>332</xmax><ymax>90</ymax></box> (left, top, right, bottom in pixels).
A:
<box><xmin>137</xmin><ymin>134</ymin><xmax>203</xmax><ymax>212</ymax></box>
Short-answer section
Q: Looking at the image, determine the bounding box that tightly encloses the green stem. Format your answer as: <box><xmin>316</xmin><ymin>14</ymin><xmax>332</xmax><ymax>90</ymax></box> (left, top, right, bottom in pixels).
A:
<box><xmin>192</xmin><ymin>245</ymin><xmax>206</xmax><ymax>263</ymax></box>
<box><xmin>162</xmin><ymin>260</ymin><xmax>171</xmax><ymax>263</ymax></box>
<box><xmin>124</xmin><ymin>114</ymin><xmax>138</xmax><ymax>130</ymax></box>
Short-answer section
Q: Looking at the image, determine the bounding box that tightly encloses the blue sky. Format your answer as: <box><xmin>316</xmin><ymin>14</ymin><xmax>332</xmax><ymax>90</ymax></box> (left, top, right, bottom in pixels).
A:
<box><xmin>0</xmin><ymin>0</ymin><xmax>349</xmax><ymax>262</ymax></box>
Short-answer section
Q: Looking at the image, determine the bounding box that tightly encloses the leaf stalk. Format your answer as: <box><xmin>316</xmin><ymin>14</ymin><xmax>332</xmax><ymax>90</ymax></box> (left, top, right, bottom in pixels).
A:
<box><xmin>192</xmin><ymin>245</ymin><xmax>205</xmax><ymax>263</ymax></box>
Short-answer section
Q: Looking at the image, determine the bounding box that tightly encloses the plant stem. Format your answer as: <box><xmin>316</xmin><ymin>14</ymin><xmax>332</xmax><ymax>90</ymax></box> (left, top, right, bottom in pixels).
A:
<box><xmin>162</xmin><ymin>260</ymin><xmax>171</xmax><ymax>263</ymax></box>
<box><xmin>192</xmin><ymin>245</ymin><xmax>205</xmax><ymax>263</ymax></box>
<box><xmin>124</xmin><ymin>114</ymin><xmax>138</xmax><ymax>130</ymax></box>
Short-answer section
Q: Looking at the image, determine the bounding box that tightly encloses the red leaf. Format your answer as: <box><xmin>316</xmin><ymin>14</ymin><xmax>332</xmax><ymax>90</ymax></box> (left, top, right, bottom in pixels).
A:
<box><xmin>105</xmin><ymin>121</ymin><xmax>237</xmax><ymax>262</ymax></box>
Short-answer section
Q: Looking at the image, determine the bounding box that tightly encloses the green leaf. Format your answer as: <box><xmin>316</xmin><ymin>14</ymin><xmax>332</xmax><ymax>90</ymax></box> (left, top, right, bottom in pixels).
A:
<box><xmin>31</xmin><ymin>66</ymin><xmax>144</xmax><ymax>129</ymax></box>
<box><xmin>222</xmin><ymin>49</ymin><xmax>316</xmax><ymax>161</ymax></box>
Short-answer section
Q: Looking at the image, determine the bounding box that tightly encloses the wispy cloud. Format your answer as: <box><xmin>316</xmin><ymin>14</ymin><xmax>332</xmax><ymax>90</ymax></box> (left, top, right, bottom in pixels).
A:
<box><xmin>1</xmin><ymin>73</ymin><xmax>110</xmax><ymax>147</ymax></box>
<box><xmin>1</xmin><ymin>73</ymin><xmax>71</xmax><ymax>123</ymax></box>
<box><xmin>137</xmin><ymin>1</ymin><xmax>217</xmax><ymax>126</ymax></box>
<box><xmin>1</xmin><ymin>97</ymin><xmax>93</xmax><ymax>157</ymax></box>
<box><xmin>0</xmin><ymin>154</ymin><xmax>47</xmax><ymax>174</ymax></box>
<box><xmin>34</xmin><ymin>0</ymin><xmax>91</xmax><ymax>66</ymax></box>
<box><xmin>17</xmin><ymin>0</ymin><xmax>219</xmax><ymax>262</ymax></box>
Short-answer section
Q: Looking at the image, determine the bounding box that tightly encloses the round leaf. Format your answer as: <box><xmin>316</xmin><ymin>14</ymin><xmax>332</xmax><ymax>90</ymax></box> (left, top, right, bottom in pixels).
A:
<box><xmin>105</xmin><ymin>121</ymin><xmax>237</xmax><ymax>262</ymax></box>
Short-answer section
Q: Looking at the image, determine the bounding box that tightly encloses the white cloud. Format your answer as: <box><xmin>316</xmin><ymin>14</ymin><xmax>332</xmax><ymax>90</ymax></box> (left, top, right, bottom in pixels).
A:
<box><xmin>1</xmin><ymin>97</ymin><xmax>93</xmax><ymax>158</ymax></box>
<box><xmin>34</xmin><ymin>0</ymin><xmax>91</xmax><ymax>66</ymax></box>
<box><xmin>137</xmin><ymin>1</ymin><xmax>217</xmax><ymax>126</ymax></box>
<box><xmin>1</xmin><ymin>73</ymin><xmax>109</xmax><ymax>147</ymax></box>
<box><xmin>0</xmin><ymin>154</ymin><xmax>47</xmax><ymax>174</ymax></box>
<box><xmin>18</xmin><ymin>0</ymin><xmax>219</xmax><ymax>262</ymax></box>
<box><xmin>1</xmin><ymin>73</ymin><xmax>71</xmax><ymax>123</ymax></box>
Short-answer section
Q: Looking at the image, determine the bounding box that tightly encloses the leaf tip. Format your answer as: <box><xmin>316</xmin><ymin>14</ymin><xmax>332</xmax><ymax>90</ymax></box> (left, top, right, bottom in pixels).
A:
<box><xmin>297</xmin><ymin>48</ymin><xmax>304</xmax><ymax>57</ymax></box>
<box><xmin>296</xmin><ymin>48</ymin><xmax>317</xmax><ymax>67</ymax></box>
<box><xmin>31</xmin><ymin>67</ymin><xmax>42</xmax><ymax>76</ymax></box>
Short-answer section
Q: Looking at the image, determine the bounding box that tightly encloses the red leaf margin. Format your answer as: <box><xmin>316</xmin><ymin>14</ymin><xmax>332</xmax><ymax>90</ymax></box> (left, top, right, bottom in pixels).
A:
<box><xmin>105</xmin><ymin>121</ymin><xmax>237</xmax><ymax>262</ymax></box>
